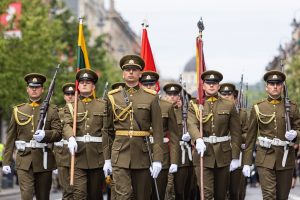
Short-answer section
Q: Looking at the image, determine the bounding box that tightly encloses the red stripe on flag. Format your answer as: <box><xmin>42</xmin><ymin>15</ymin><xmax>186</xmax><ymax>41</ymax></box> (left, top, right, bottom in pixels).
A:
<box><xmin>196</xmin><ymin>36</ymin><xmax>206</xmax><ymax>105</ymax></box>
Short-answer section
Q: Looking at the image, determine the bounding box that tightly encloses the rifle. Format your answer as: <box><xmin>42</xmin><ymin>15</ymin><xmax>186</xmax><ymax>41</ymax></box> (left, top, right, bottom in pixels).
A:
<box><xmin>244</xmin><ymin>83</ymin><xmax>248</xmax><ymax>109</ymax></box>
<box><xmin>237</xmin><ymin>74</ymin><xmax>244</xmax><ymax>110</ymax></box>
<box><xmin>102</xmin><ymin>81</ymin><xmax>109</xmax><ymax>100</ymax></box>
<box><xmin>179</xmin><ymin>75</ymin><xmax>192</xmax><ymax>162</ymax></box>
<box><xmin>36</xmin><ymin>64</ymin><xmax>60</xmax><ymax>131</ymax></box>
<box><xmin>35</xmin><ymin>64</ymin><xmax>60</xmax><ymax>170</ymax></box>
<box><xmin>281</xmin><ymin>59</ymin><xmax>292</xmax><ymax>167</ymax></box>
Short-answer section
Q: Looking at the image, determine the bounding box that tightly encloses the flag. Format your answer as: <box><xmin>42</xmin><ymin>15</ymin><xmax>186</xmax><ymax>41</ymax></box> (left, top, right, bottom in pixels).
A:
<box><xmin>141</xmin><ymin>25</ymin><xmax>160</xmax><ymax>92</ymax></box>
<box><xmin>0</xmin><ymin>2</ymin><xmax>22</xmax><ymax>38</ymax></box>
<box><xmin>196</xmin><ymin>33</ymin><xmax>206</xmax><ymax>104</ymax></box>
<box><xmin>77</xmin><ymin>18</ymin><xmax>90</xmax><ymax>70</ymax></box>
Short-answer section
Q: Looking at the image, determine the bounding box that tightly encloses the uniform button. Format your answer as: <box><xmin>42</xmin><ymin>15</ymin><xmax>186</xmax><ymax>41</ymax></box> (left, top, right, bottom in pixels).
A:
<box><xmin>87</xmin><ymin>118</ymin><xmax>89</xmax><ymax>120</ymax></box>
<box><xmin>31</xmin><ymin>130</ymin><xmax>34</xmax><ymax>132</ymax></box>
<box><xmin>86</xmin><ymin>125</ymin><xmax>90</xmax><ymax>128</ymax></box>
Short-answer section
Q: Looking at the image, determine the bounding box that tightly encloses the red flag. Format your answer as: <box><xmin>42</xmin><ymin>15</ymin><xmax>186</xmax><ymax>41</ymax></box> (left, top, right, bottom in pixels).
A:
<box><xmin>196</xmin><ymin>34</ymin><xmax>206</xmax><ymax>104</ymax></box>
<box><xmin>141</xmin><ymin>26</ymin><xmax>160</xmax><ymax>92</ymax></box>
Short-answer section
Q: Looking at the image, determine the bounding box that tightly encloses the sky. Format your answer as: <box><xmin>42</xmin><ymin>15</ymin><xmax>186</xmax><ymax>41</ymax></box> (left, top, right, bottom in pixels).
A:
<box><xmin>112</xmin><ymin>0</ymin><xmax>300</xmax><ymax>84</ymax></box>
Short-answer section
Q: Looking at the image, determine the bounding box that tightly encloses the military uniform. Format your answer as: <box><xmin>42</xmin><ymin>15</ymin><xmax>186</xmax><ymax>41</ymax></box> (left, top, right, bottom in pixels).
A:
<box><xmin>188</xmin><ymin>70</ymin><xmax>242</xmax><ymax>200</ymax></box>
<box><xmin>243</xmin><ymin>70</ymin><xmax>300</xmax><ymax>200</ymax></box>
<box><xmin>140</xmin><ymin>72</ymin><xmax>181</xmax><ymax>200</ymax></box>
<box><xmin>163</xmin><ymin>83</ymin><xmax>195</xmax><ymax>200</ymax></box>
<box><xmin>53</xmin><ymin>83</ymin><xmax>75</xmax><ymax>200</ymax></box>
<box><xmin>3</xmin><ymin>73</ymin><xmax>62</xmax><ymax>200</ymax></box>
<box><xmin>111</xmin><ymin>82</ymin><xmax>125</xmax><ymax>90</ymax></box>
<box><xmin>63</xmin><ymin>69</ymin><xmax>105</xmax><ymax>200</ymax></box>
<box><xmin>103</xmin><ymin>55</ymin><xmax>164</xmax><ymax>200</ymax></box>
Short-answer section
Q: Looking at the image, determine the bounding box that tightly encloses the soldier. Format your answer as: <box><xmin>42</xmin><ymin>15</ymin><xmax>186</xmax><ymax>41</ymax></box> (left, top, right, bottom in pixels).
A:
<box><xmin>63</xmin><ymin>69</ymin><xmax>106</xmax><ymax>200</ymax></box>
<box><xmin>187</xmin><ymin>70</ymin><xmax>242</xmax><ymax>200</ymax></box>
<box><xmin>219</xmin><ymin>83</ymin><xmax>248</xmax><ymax>200</ymax></box>
<box><xmin>163</xmin><ymin>83</ymin><xmax>195</xmax><ymax>200</ymax></box>
<box><xmin>140</xmin><ymin>71</ymin><xmax>180</xmax><ymax>200</ymax></box>
<box><xmin>111</xmin><ymin>82</ymin><xmax>125</xmax><ymax>90</ymax></box>
<box><xmin>2</xmin><ymin>73</ymin><xmax>62</xmax><ymax>200</ymax></box>
<box><xmin>103</xmin><ymin>55</ymin><xmax>164</xmax><ymax>200</ymax></box>
<box><xmin>243</xmin><ymin>70</ymin><xmax>300</xmax><ymax>199</ymax></box>
<box><xmin>53</xmin><ymin>83</ymin><xmax>76</xmax><ymax>199</ymax></box>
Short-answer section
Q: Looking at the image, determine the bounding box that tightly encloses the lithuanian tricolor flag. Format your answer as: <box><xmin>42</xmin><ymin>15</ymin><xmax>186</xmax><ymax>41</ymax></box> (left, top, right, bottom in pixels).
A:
<box><xmin>77</xmin><ymin>18</ymin><xmax>90</xmax><ymax>70</ymax></box>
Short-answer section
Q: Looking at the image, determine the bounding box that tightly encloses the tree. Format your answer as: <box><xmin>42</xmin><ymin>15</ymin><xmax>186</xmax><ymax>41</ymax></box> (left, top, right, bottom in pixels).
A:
<box><xmin>286</xmin><ymin>54</ymin><xmax>300</xmax><ymax>103</ymax></box>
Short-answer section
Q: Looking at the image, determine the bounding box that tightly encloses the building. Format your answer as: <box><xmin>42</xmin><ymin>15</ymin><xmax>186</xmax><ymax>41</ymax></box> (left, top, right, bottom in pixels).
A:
<box><xmin>63</xmin><ymin>0</ymin><xmax>140</xmax><ymax>62</ymax></box>
<box><xmin>182</xmin><ymin>56</ymin><xmax>198</xmax><ymax>97</ymax></box>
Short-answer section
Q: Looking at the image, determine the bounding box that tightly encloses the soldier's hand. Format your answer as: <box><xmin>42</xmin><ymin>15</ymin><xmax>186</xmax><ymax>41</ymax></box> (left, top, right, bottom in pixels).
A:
<box><xmin>2</xmin><ymin>165</ymin><xmax>11</xmax><ymax>174</ymax></box>
<box><xmin>68</xmin><ymin>136</ymin><xmax>78</xmax><ymax>155</ymax></box>
<box><xmin>182</xmin><ymin>132</ymin><xmax>191</xmax><ymax>142</ymax></box>
<box><xmin>103</xmin><ymin>159</ymin><xmax>112</xmax><ymax>176</ymax></box>
<box><xmin>150</xmin><ymin>161</ymin><xmax>162</xmax><ymax>179</ymax></box>
<box><xmin>229</xmin><ymin>159</ymin><xmax>240</xmax><ymax>172</ymax></box>
<box><xmin>242</xmin><ymin>165</ymin><xmax>251</xmax><ymax>177</ymax></box>
<box><xmin>285</xmin><ymin>130</ymin><xmax>297</xmax><ymax>141</ymax></box>
<box><xmin>196</xmin><ymin>138</ymin><xmax>206</xmax><ymax>157</ymax></box>
<box><xmin>168</xmin><ymin>164</ymin><xmax>178</xmax><ymax>174</ymax></box>
<box><xmin>33</xmin><ymin>130</ymin><xmax>45</xmax><ymax>142</ymax></box>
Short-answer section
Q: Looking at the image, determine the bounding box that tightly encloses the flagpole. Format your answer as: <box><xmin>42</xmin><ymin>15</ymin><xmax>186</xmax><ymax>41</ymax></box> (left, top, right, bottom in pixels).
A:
<box><xmin>70</xmin><ymin>16</ymin><xmax>83</xmax><ymax>186</ymax></box>
<box><xmin>197</xmin><ymin>18</ymin><xmax>205</xmax><ymax>200</ymax></box>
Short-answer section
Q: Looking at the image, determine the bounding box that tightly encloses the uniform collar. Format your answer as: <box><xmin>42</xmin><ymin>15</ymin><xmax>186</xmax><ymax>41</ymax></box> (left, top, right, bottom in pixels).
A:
<box><xmin>205</xmin><ymin>95</ymin><xmax>218</xmax><ymax>102</ymax></box>
<box><xmin>80</xmin><ymin>95</ymin><xmax>94</xmax><ymax>103</ymax></box>
<box><xmin>29</xmin><ymin>99</ymin><xmax>42</xmax><ymax>107</ymax></box>
<box><xmin>267</xmin><ymin>96</ymin><xmax>282</xmax><ymax>105</ymax></box>
<box><xmin>125</xmin><ymin>84</ymin><xmax>140</xmax><ymax>95</ymax></box>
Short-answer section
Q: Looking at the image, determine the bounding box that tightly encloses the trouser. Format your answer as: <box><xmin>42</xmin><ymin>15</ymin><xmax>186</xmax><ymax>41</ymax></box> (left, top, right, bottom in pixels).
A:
<box><xmin>113</xmin><ymin>166</ymin><xmax>152</xmax><ymax>200</ymax></box>
<box><xmin>58</xmin><ymin>166</ymin><xmax>73</xmax><ymax>200</ymax></box>
<box><xmin>239</xmin><ymin>176</ymin><xmax>247</xmax><ymax>200</ymax></box>
<box><xmin>73</xmin><ymin>167</ymin><xmax>104</xmax><ymax>200</ymax></box>
<box><xmin>204</xmin><ymin>165</ymin><xmax>230</xmax><ymax>200</ymax></box>
<box><xmin>17</xmin><ymin>168</ymin><xmax>52</xmax><ymax>200</ymax></box>
<box><xmin>151</xmin><ymin>168</ymin><xmax>169</xmax><ymax>200</ymax></box>
<box><xmin>257</xmin><ymin>166</ymin><xmax>294</xmax><ymax>200</ymax></box>
<box><xmin>173</xmin><ymin>166</ymin><xmax>194</xmax><ymax>200</ymax></box>
<box><xmin>229</xmin><ymin>168</ymin><xmax>242</xmax><ymax>200</ymax></box>
<box><xmin>165</xmin><ymin>174</ymin><xmax>175</xmax><ymax>200</ymax></box>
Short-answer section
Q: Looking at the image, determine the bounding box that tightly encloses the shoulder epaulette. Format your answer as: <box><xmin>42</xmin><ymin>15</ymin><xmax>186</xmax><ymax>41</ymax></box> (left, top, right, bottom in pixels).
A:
<box><xmin>13</xmin><ymin>103</ymin><xmax>25</xmax><ymax>108</ymax></box>
<box><xmin>58</xmin><ymin>107</ymin><xmax>63</xmax><ymax>111</ymax></box>
<box><xmin>108</xmin><ymin>88</ymin><xmax>121</xmax><ymax>95</ymax></box>
<box><xmin>96</xmin><ymin>98</ymin><xmax>105</xmax><ymax>103</ymax></box>
<box><xmin>143</xmin><ymin>88</ymin><xmax>157</xmax><ymax>95</ymax></box>
<box><xmin>255</xmin><ymin>98</ymin><xmax>266</xmax><ymax>105</ymax></box>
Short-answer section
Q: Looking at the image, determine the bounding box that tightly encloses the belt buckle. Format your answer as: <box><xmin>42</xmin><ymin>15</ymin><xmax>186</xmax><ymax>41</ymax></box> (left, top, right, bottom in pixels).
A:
<box><xmin>30</xmin><ymin>140</ymin><xmax>37</xmax><ymax>148</ymax></box>
<box><xmin>273</xmin><ymin>138</ymin><xmax>280</xmax><ymax>146</ymax></box>
<box><xmin>210</xmin><ymin>136</ymin><xmax>217</xmax><ymax>144</ymax></box>
<box><xmin>129</xmin><ymin>130</ymin><xmax>133</xmax><ymax>138</ymax></box>
<box><xmin>84</xmin><ymin>135</ymin><xmax>91</xmax><ymax>143</ymax></box>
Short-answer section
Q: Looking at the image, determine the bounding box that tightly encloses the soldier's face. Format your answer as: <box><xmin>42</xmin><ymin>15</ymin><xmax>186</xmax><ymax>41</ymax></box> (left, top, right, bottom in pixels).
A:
<box><xmin>166</xmin><ymin>94</ymin><xmax>180</xmax><ymax>105</ymax></box>
<box><xmin>78</xmin><ymin>80</ymin><xmax>95</xmax><ymax>96</ymax></box>
<box><xmin>220</xmin><ymin>93</ymin><xmax>234</xmax><ymax>102</ymax></box>
<box><xmin>266</xmin><ymin>82</ymin><xmax>283</xmax><ymax>97</ymax></box>
<box><xmin>123</xmin><ymin>68</ymin><xmax>141</xmax><ymax>84</ymax></box>
<box><xmin>27</xmin><ymin>86</ymin><xmax>44</xmax><ymax>100</ymax></box>
<box><xmin>203</xmin><ymin>82</ymin><xmax>220</xmax><ymax>96</ymax></box>
<box><xmin>64</xmin><ymin>93</ymin><xmax>75</xmax><ymax>103</ymax></box>
<box><xmin>141</xmin><ymin>83</ymin><xmax>157</xmax><ymax>91</ymax></box>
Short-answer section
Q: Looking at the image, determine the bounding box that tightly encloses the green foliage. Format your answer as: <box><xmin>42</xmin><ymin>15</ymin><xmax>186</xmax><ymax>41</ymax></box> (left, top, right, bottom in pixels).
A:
<box><xmin>286</xmin><ymin>53</ymin><xmax>300</xmax><ymax>103</ymax></box>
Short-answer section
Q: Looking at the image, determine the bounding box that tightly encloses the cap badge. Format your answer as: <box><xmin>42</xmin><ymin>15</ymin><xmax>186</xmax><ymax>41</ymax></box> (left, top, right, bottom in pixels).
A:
<box><xmin>224</xmin><ymin>86</ymin><xmax>229</xmax><ymax>91</ymax></box>
<box><xmin>170</xmin><ymin>86</ymin><xmax>175</xmax><ymax>91</ymax></box>
<box><xmin>68</xmin><ymin>87</ymin><xmax>74</xmax><ymax>91</ymax></box>
<box><xmin>209</xmin><ymin>74</ymin><xmax>215</xmax><ymax>79</ymax></box>
<box><xmin>272</xmin><ymin>75</ymin><xmax>278</xmax><ymax>79</ymax></box>
<box><xmin>146</xmin><ymin>75</ymin><xmax>151</xmax><ymax>80</ymax></box>
<box><xmin>83</xmin><ymin>73</ymin><xmax>88</xmax><ymax>78</ymax></box>
<box><xmin>129</xmin><ymin>59</ymin><xmax>135</xmax><ymax>64</ymax></box>
<box><xmin>32</xmin><ymin>78</ymin><xmax>37</xmax><ymax>82</ymax></box>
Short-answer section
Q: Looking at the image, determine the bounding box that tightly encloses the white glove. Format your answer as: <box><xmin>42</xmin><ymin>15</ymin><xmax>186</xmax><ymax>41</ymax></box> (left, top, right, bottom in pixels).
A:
<box><xmin>103</xmin><ymin>159</ymin><xmax>112</xmax><ymax>177</ymax></box>
<box><xmin>229</xmin><ymin>159</ymin><xmax>240</xmax><ymax>172</ymax></box>
<box><xmin>181</xmin><ymin>132</ymin><xmax>191</xmax><ymax>142</ymax></box>
<box><xmin>2</xmin><ymin>165</ymin><xmax>11</xmax><ymax>174</ymax></box>
<box><xmin>53</xmin><ymin>169</ymin><xmax>58</xmax><ymax>175</ymax></box>
<box><xmin>196</xmin><ymin>138</ymin><xmax>206</xmax><ymax>157</ymax></box>
<box><xmin>33</xmin><ymin>130</ymin><xmax>45</xmax><ymax>142</ymax></box>
<box><xmin>150</xmin><ymin>161</ymin><xmax>162</xmax><ymax>179</ymax></box>
<box><xmin>242</xmin><ymin>165</ymin><xmax>251</xmax><ymax>177</ymax></box>
<box><xmin>285</xmin><ymin>130</ymin><xmax>297</xmax><ymax>141</ymax></box>
<box><xmin>168</xmin><ymin>164</ymin><xmax>178</xmax><ymax>174</ymax></box>
<box><xmin>241</xmin><ymin>144</ymin><xmax>246</xmax><ymax>150</ymax></box>
<box><xmin>68</xmin><ymin>136</ymin><xmax>78</xmax><ymax>155</ymax></box>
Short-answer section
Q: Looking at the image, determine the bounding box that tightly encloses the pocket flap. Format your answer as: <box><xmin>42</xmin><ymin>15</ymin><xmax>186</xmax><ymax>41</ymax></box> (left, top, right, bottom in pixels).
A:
<box><xmin>218</xmin><ymin>110</ymin><xmax>230</xmax><ymax>115</ymax></box>
<box><xmin>93</xmin><ymin>112</ymin><xmax>105</xmax><ymax>116</ymax></box>
<box><xmin>137</xmin><ymin>104</ymin><xmax>150</xmax><ymax>110</ymax></box>
<box><xmin>221</xmin><ymin>142</ymin><xmax>231</xmax><ymax>152</ymax></box>
<box><xmin>112</xmin><ymin>141</ymin><xmax>123</xmax><ymax>151</ymax></box>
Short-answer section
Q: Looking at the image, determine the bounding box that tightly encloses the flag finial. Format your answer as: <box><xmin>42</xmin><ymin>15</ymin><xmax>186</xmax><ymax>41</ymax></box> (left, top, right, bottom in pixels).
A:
<box><xmin>197</xmin><ymin>17</ymin><xmax>205</xmax><ymax>33</ymax></box>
